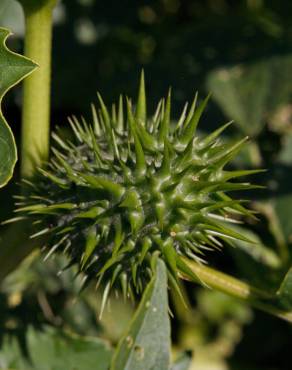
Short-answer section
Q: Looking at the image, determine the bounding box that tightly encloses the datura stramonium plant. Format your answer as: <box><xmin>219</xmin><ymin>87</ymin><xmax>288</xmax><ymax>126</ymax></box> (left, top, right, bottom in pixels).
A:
<box><xmin>11</xmin><ymin>73</ymin><xmax>262</xmax><ymax>304</ymax></box>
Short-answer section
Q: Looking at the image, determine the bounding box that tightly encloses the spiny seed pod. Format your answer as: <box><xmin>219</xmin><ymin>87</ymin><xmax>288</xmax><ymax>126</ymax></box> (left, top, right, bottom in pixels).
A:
<box><xmin>10</xmin><ymin>73</ymin><xmax>262</xmax><ymax>307</ymax></box>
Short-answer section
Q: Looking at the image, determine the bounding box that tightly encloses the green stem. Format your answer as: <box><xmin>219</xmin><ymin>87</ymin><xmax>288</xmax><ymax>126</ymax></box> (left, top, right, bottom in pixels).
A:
<box><xmin>0</xmin><ymin>1</ymin><xmax>56</xmax><ymax>284</ymax></box>
<box><xmin>21</xmin><ymin>1</ymin><xmax>55</xmax><ymax>177</ymax></box>
<box><xmin>180</xmin><ymin>258</ymin><xmax>292</xmax><ymax>323</ymax></box>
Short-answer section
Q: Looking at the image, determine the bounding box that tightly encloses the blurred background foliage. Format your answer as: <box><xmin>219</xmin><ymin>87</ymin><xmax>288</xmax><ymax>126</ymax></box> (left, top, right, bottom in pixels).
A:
<box><xmin>1</xmin><ymin>0</ymin><xmax>292</xmax><ymax>369</ymax></box>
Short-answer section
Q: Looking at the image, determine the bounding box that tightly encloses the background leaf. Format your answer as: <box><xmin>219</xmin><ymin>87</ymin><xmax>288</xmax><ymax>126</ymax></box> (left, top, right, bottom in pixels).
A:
<box><xmin>0</xmin><ymin>1</ymin><xmax>24</xmax><ymax>36</ymax></box>
<box><xmin>170</xmin><ymin>352</ymin><xmax>192</xmax><ymax>370</ymax></box>
<box><xmin>272</xmin><ymin>136</ymin><xmax>292</xmax><ymax>245</ymax></box>
<box><xmin>0</xmin><ymin>326</ymin><xmax>112</xmax><ymax>370</ymax></box>
<box><xmin>206</xmin><ymin>55</ymin><xmax>292</xmax><ymax>137</ymax></box>
<box><xmin>0</xmin><ymin>27</ymin><xmax>36</xmax><ymax>188</ymax></box>
<box><xmin>277</xmin><ymin>266</ymin><xmax>292</xmax><ymax>310</ymax></box>
<box><xmin>274</xmin><ymin>195</ymin><xmax>292</xmax><ymax>245</ymax></box>
<box><xmin>110</xmin><ymin>259</ymin><xmax>171</xmax><ymax>370</ymax></box>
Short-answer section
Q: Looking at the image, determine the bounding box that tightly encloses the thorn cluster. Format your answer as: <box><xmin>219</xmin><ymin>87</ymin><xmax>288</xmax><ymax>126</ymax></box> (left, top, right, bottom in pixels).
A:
<box><xmin>10</xmin><ymin>73</ymin><xmax>262</xmax><ymax>305</ymax></box>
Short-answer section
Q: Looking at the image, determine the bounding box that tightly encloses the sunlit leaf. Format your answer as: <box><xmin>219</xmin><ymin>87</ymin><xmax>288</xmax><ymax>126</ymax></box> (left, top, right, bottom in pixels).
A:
<box><xmin>111</xmin><ymin>259</ymin><xmax>171</xmax><ymax>370</ymax></box>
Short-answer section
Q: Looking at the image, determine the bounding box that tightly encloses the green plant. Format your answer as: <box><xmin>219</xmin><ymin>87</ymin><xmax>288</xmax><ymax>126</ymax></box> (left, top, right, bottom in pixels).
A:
<box><xmin>0</xmin><ymin>1</ymin><xmax>292</xmax><ymax>369</ymax></box>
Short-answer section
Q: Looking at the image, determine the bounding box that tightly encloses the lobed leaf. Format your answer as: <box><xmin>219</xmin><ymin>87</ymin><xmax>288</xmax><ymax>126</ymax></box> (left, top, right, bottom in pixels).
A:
<box><xmin>0</xmin><ymin>28</ymin><xmax>37</xmax><ymax>187</ymax></box>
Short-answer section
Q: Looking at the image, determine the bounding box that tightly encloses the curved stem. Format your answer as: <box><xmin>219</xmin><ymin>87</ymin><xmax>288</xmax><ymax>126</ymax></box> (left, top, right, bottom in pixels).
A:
<box><xmin>179</xmin><ymin>258</ymin><xmax>292</xmax><ymax>323</ymax></box>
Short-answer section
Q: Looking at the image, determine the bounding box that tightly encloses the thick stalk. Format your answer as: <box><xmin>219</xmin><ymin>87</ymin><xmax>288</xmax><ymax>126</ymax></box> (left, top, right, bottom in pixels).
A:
<box><xmin>0</xmin><ymin>1</ymin><xmax>56</xmax><ymax>283</ymax></box>
<box><xmin>180</xmin><ymin>258</ymin><xmax>292</xmax><ymax>323</ymax></box>
<box><xmin>21</xmin><ymin>2</ymin><xmax>54</xmax><ymax>177</ymax></box>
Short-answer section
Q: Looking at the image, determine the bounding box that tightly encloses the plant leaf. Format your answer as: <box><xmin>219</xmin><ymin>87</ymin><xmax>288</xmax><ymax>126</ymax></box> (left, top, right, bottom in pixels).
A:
<box><xmin>0</xmin><ymin>27</ymin><xmax>36</xmax><ymax>187</ymax></box>
<box><xmin>170</xmin><ymin>352</ymin><xmax>192</xmax><ymax>370</ymax></box>
<box><xmin>0</xmin><ymin>326</ymin><xmax>112</xmax><ymax>370</ymax></box>
<box><xmin>274</xmin><ymin>194</ymin><xmax>292</xmax><ymax>245</ymax></box>
<box><xmin>0</xmin><ymin>0</ymin><xmax>23</xmax><ymax>36</ymax></box>
<box><xmin>110</xmin><ymin>259</ymin><xmax>171</xmax><ymax>370</ymax></box>
<box><xmin>276</xmin><ymin>266</ymin><xmax>292</xmax><ymax>310</ymax></box>
<box><xmin>228</xmin><ymin>224</ymin><xmax>281</xmax><ymax>269</ymax></box>
<box><xmin>206</xmin><ymin>55</ymin><xmax>292</xmax><ymax>136</ymax></box>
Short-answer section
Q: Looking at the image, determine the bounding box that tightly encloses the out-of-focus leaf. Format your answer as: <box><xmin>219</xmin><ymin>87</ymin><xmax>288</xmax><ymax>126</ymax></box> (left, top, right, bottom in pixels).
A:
<box><xmin>2</xmin><ymin>252</ymin><xmax>82</xmax><ymax>295</ymax></box>
<box><xmin>0</xmin><ymin>28</ymin><xmax>36</xmax><ymax>187</ymax></box>
<box><xmin>207</xmin><ymin>54</ymin><xmax>292</xmax><ymax>136</ymax></box>
<box><xmin>228</xmin><ymin>224</ymin><xmax>283</xmax><ymax>291</ymax></box>
<box><xmin>171</xmin><ymin>352</ymin><xmax>192</xmax><ymax>370</ymax></box>
<box><xmin>0</xmin><ymin>336</ymin><xmax>30</xmax><ymax>370</ymax></box>
<box><xmin>27</xmin><ymin>327</ymin><xmax>112</xmax><ymax>370</ymax></box>
<box><xmin>272</xmin><ymin>133</ymin><xmax>292</xmax><ymax>243</ymax></box>
<box><xmin>0</xmin><ymin>0</ymin><xmax>24</xmax><ymax>36</ymax></box>
<box><xmin>214</xmin><ymin>221</ymin><xmax>282</xmax><ymax>290</ymax></box>
<box><xmin>0</xmin><ymin>326</ymin><xmax>112</xmax><ymax>370</ymax></box>
<box><xmin>270</xmin><ymin>132</ymin><xmax>292</xmax><ymax>246</ymax></box>
<box><xmin>274</xmin><ymin>194</ymin><xmax>292</xmax><ymax>244</ymax></box>
<box><xmin>110</xmin><ymin>259</ymin><xmax>171</xmax><ymax>370</ymax></box>
<box><xmin>264</xmin><ymin>132</ymin><xmax>292</xmax><ymax>248</ymax></box>
<box><xmin>207</xmin><ymin>63</ymin><xmax>268</xmax><ymax>136</ymax></box>
<box><xmin>197</xmin><ymin>289</ymin><xmax>252</xmax><ymax>324</ymax></box>
<box><xmin>276</xmin><ymin>266</ymin><xmax>292</xmax><ymax>310</ymax></box>
<box><xmin>278</xmin><ymin>133</ymin><xmax>292</xmax><ymax>165</ymax></box>
<box><xmin>229</xmin><ymin>224</ymin><xmax>281</xmax><ymax>268</ymax></box>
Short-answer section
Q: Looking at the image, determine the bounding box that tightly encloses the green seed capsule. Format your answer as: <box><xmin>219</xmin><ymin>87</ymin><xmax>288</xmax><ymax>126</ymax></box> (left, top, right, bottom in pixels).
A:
<box><xmin>13</xmin><ymin>72</ymin><xmax>262</xmax><ymax>301</ymax></box>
